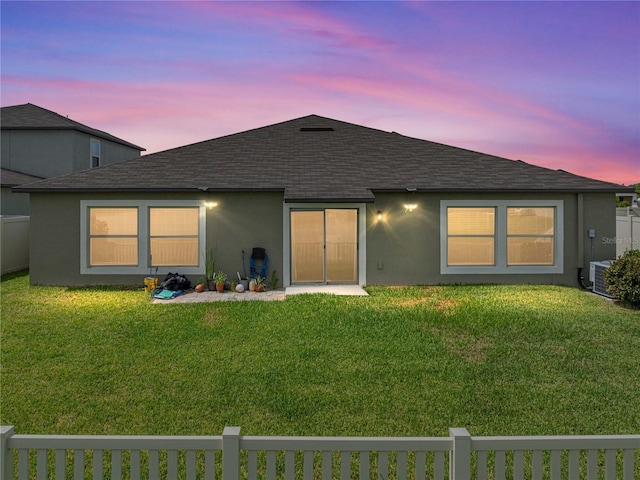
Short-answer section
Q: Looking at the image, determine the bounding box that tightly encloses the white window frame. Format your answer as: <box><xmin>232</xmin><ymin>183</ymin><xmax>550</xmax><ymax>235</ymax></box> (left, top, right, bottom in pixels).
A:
<box><xmin>440</xmin><ymin>200</ymin><xmax>563</xmax><ymax>275</ymax></box>
<box><xmin>90</xmin><ymin>139</ymin><xmax>101</xmax><ymax>168</ymax></box>
<box><xmin>80</xmin><ymin>200</ymin><xmax>206</xmax><ymax>275</ymax></box>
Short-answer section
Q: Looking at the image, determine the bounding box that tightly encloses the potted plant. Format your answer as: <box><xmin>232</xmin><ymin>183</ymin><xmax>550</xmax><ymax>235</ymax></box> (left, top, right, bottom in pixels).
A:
<box><xmin>269</xmin><ymin>270</ymin><xmax>279</xmax><ymax>290</ymax></box>
<box><xmin>203</xmin><ymin>247</ymin><xmax>216</xmax><ymax>290</ymax></box>
<box><xmin>213</xmin><ymin>270</ymin><xmax>227</xmax><ymax>292</ymax></box>
<box><xmin>255</xmin><ymin>275</ymin><xmax>266</xmax><ymax>292</ymax></box>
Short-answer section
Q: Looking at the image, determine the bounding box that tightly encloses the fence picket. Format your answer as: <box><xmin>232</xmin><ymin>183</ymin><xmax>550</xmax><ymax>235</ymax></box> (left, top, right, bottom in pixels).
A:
<box><xmin>586</xmin><ymin>449</ymin><xmax>598</xmax><ymax>479</ymax></box>
<box><xmin>130</xmin><ymin>450</ymin><xmax>140</xmax><ymax>479</ymax></box>
<box><xmin>321</xmin><ymin>450</ymin><xmax>332</xmax><ymax>480</ymax></box>
<box><xmin>378</xmin><ymin>451</ymin><xmax>389</xmax><ymax>478</ymax></box>
<box><xmin>204</xmin><ymin>448</ymin><xmax>215</xmax><ymax>480</ymax></box>
<box><xmin>186</xmin><ymin>450</ymin><xmax>197</xmax><ymax>480</ymax></box>
<box><xmin>434</xmin><ymin>450</ymin><xmax>445</xmax><ymax>480</ymax></box>
<box><xmin>55</xmin><ymin>449</ymin><xmax>65</xmax><ymax>480</ymax></box>
<box><xmin>568</xmin><ymin>449</ymin><xmax>579</xmax><ymax>479</ymax></box>
<box><xmin>148</xmin><ymin>450</ymin><xmax>159</xmax><ymax>480</ymax></box>
<box><xmin>531</xmin><ymin>450</ymin><xmax>542</xmax><ymax>480</ymax></box>
<box><xmin>266</xmin><ymin>450</ymin><xmax>276</xmax><ymax>479</ymax></box>
<box><xmin>513</xmin><ymin>450</ymin><xmax>524</xmax><ymax>480</ymax></box>
<box><xmin>17</xmin><ymin>450</ymin><xmax>27</xmax><ymax>480</ymax></box>
<box><xmin>36</xmin><ymin>449</ymin><xmax>46</xmax><ymax>480</ymax></box>
<box><xmin>605</xmin><ymin>449</ymin><xmax>616</xmax><ymax>480</ymax></box>
<box><xmin>359</xmin><ymin>451</ymin><xmax>369</xmax><ymax>480</ymax></box>
<box><xmin>285</xmin><ymin>450</ymin><xmax>295</xmax><ymax>480</ymax></box>
<box><xmin>415</xmin><ymin>450</ymin><xmax>426</xmax><ymax>480</ymax></box>
<box><xmin>93</xmin><ymin>450</ymin><xmax>103</xmax><ymax>480</ymax></box>
<box><xmin>340</xmin><ymin>451</ymin><xmax>350</xmax><ymax>479</ymax></box>
<box><xmin>623</xmin><ymin>448</ymin><xmax>635</xmax><ymax>480</ymax></box>
<box><xmin>74</xmin><ymin>449</ymin><xmax>84</xmax><ymax>480</ymax></box>
<box><xmin>550</xmin><ymin>449</ymin><xmax>561</xmax><ymax>480</ymax></box>
<box><xmin>476</xmin><ymin>450</ymin><xmax>487</xmax><ymax>480</ymax></box>
<box><xmin>303</xmin><ymin>451</ymin><xmax>313</xmax><ymax>480</ymax></box>
<box><xmin>397</xmin><ymin>450</ymin><xmax>407</xmax><ymax>479</ymax></box>
<box><xmin>495</xmin><ymin>450</ymin><xmax>506</xmax><ymax>480</ymax></box>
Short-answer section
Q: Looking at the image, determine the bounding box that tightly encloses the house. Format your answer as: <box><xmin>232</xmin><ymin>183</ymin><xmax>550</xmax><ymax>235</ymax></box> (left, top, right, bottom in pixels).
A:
<box><xmin>16</xmin><ymin>114</ymin><xmax>630</xmax><ymax>287</ymax></box>
<box><xmin>1</xmin><ymin>103</ymin><xmax>145</xmax><ymax>215</ymax></box>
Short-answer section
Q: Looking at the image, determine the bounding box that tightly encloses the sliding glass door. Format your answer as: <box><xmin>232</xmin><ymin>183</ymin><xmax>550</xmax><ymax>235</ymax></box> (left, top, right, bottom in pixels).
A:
<box><xmin>291</xmin><ymin>209</ymin><xmax>358</xmax><ymax>284</ymax></box>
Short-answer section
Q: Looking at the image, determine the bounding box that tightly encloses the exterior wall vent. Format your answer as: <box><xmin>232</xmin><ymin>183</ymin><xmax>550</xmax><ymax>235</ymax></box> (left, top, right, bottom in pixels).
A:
<box><xmin>300</xmin><ymin>127</ymin><xmax>334</xmax><ymax>132</ymax></box>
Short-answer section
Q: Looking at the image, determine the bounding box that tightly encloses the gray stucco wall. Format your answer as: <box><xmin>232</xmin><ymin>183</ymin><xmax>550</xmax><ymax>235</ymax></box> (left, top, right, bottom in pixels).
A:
<box><xmin>29</xmin><ymin>192</ymin><xmax>284</xmax><ymax>286</ymax></box>
<box><xmin>29</xmin><ymin>190</ymin><xmax>615</xmax><ymax>288</ymax></box>
<box><xmin>365</xmin><ymin>192</ymin><xmax>616</xmax><ymax>287</ymax></box>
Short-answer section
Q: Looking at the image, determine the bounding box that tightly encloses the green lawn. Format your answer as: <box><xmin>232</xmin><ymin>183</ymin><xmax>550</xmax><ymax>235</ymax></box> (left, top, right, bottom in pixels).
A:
<box><xmin>1</xmin><ymin>271</ymin><xmax>639</xmax><ymax>438</ymax></box>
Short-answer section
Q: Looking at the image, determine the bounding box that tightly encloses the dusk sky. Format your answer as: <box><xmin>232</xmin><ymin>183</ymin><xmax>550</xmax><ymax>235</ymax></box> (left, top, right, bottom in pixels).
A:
<box><xmin>1</xmin><ymin>1</ymin><xmax>638</xmax><ymax>185</ymax></box>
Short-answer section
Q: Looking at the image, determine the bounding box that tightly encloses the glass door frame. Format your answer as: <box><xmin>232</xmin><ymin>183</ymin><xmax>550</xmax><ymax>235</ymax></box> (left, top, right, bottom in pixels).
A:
<box><xmin>283</xmin><ymin>203</ymin><xmax>367</xmax><ymax>287</ymax></box>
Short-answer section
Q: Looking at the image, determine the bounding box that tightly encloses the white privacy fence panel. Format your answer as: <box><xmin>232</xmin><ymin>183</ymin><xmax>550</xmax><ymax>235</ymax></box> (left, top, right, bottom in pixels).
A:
<box><xmin>2</xmin><ymin>426</ymin><xmax>638</xmax><ymax>480</ymax></box>
<box><xmin>616</xmin><ymin>215</ymin><xmax>640</xmax><ymax>257</ymax></box>
<box><xmin>0</xmin><ymin>216</ymin><xmax>29</xmax><ymax>275</ymax></box>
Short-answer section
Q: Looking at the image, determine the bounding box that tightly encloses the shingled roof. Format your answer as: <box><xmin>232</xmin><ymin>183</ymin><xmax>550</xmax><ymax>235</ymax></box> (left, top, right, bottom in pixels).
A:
<box><xmin>16</xmin><ymin>114</ymin><xmax>626</xmax><ymax>201</ymax></box>
<box><xmin>1</xmin><ymin>103</ymin><xmax>145</xmax><ymax>151</ymax></box>
<box><xmin>0</xmin><ymin>168</ymin><xmax>43</xmax><ymax>187</ymax></box>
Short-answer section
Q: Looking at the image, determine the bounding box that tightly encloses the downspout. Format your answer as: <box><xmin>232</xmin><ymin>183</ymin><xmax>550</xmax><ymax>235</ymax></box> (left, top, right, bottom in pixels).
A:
<box><xmin>576</xmin><ymin>193</ymin><xmax>589</xmax><ymax>289</ymax></box>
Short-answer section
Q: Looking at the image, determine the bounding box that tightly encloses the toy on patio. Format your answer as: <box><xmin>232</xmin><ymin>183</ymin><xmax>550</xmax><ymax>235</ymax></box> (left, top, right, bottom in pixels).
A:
<box><xmin>144</xmin><ymin>276</ymin><xmax>158</xmax><ymax>293</ymax></box>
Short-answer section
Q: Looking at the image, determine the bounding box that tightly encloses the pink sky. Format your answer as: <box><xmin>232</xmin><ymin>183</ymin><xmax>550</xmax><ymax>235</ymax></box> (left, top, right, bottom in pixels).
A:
<box><xmin>1</xmin><ymin>1</ymin><xmax>638</xmax><ymax>185</ymax></box>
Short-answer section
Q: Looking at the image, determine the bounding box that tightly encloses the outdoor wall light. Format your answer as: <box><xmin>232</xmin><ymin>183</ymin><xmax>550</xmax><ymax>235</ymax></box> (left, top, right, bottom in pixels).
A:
<box><xmin>377</xmin><ymin>210</ymin><xmax>383</xmax><ymax>221</ymax></box>
<box><xmin>404</xmin><ymin>203</ymin><xmax>417</xmax><ymax>212</ymax></box>
<box><xmin>204</xmin><ymin>201</ymin><xmax>218</xmax><ymax>209</ymax></box>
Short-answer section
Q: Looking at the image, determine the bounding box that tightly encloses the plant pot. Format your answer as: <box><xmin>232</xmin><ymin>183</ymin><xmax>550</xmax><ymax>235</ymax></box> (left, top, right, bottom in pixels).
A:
<box><xmin>207</xmin><ymin>279</ymin><xmax>216</xmax><ymax>291</ymax></box>
<box><xmin>215</xmin><ymin>283</ymin><xmax>224</xmax><ymax>292</ymax></box>
<box><xmin>240</xmin><ymin>279</ymin><xmax>249</xmax><ymax>290</ymax></box>
<box><xmin>255</xmin><ymin>285</ymin><xmax>264</xmax><ymax>292</ymax></box>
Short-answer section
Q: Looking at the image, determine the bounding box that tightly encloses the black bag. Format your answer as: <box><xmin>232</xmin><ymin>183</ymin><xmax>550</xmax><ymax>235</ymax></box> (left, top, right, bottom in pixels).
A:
<box><xmin>161</xmin><ymin>272</ymin><xmax>191</xmax><ymax>291</ymax></box>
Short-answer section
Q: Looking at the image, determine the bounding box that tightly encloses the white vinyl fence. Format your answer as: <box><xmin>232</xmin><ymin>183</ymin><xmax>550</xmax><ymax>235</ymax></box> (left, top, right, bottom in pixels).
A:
<box><xmin>2</xmin><ymin>426</ymin><xmax>638</xmax><ymax>480</ymax></box>
<box><xmin>616</xmin><ymin>215</ymin><xmax>640</xmax><ymax>257</ymax></box>
<box><xmin>0</xmin><ymin>216</ymin><xmax>29</xmax><ymax>275</ymax></box>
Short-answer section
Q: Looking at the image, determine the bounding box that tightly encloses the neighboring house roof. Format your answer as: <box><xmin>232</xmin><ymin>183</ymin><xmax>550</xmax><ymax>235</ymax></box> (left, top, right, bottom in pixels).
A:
<box><xmin>1</xmin><ymin>103</ymin><xmax>145</xmax><ymax>151</ymax></box>
<box><xmin>1</xmin><ymin>168</ymin><xmax>44</xmax><ymax>187</ymax></box>
<box><xmin>16</xmin><ymin>114</ymin><xmax>629</xmax><ymax>201</ymax></box>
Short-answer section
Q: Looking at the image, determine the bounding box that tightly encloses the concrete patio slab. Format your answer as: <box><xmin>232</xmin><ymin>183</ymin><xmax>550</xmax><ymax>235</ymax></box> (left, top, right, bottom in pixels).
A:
<box><xmin>285</xmin><ymin>285</ymin><xmax>369</xmax><ymax>296</ymax></box>
<box><xmin>152</xmin><ymin>289</ymin><xmax>285</xmax><ymax>303</ymax></box>
<box><xmin>152</xmin><ymin>285</ymin><xmax>368</xmax><ymax>303</ymax></box>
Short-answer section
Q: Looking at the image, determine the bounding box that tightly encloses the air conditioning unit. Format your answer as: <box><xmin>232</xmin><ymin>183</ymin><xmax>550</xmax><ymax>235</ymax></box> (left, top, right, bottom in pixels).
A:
<box><xmin>589</xmin><ymin>261</ymin><xmax>614</xmax><ymax>298</ymax></box>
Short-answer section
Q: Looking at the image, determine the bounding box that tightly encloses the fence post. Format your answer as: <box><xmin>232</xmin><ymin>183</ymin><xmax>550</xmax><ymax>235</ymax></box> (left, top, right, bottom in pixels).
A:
<box><xmin>222</xmin><ymin>426</ymin><xmax>241</xmax><ymax>480</ymax></box>
<box><xmin>1</xmin><ymin>426</ymin><xmax>15</xmax><ymax>480</ymax></box>
<box><xmin>449</xmin><ymin>427</ymin><xmax>471</xmax><ymax>480</ymax></box>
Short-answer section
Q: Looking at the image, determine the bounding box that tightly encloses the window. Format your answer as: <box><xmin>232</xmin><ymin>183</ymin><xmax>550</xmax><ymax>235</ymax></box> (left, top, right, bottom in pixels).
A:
<box><xmin>89</xmin><ymin>208</ymin><xmax>138</xmax><ymax>265</ymax></box>
<box><xmin>447</xmin><ymin>207</ymin><xmax>495</xmax><ymax>266</ymax></box>
<box><xmin>91</xmin><ymin>139</ymin><xmax>101</xmax><ymax>168</ymax></box>
<box><xmin>441</xmin><ymin>200</ymin><xmax>563</xmax><ymax>274</ymax></box>
<box><xmin>507</xmin><ymin>207</ymin><xmax>554</xmax><ymax>266</ymax></box>
<box><xmin>81</xmin><ymin>200</ymin><xmax>205</xmax><ymax>275</ymax></box>
<box><xmin>149</xmin><ymin>208</ymin><xmax>199</xmax><ymax>266</ymax></box>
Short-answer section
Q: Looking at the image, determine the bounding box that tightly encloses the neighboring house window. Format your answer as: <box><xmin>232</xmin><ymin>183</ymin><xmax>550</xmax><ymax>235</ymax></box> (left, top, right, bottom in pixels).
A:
<box><xmin>149</xmin><ymin>207</ymin><xmax>200</xmax><ymax>266</ymax></box>
<box><xmin>89</xmin><ymin>208</ymin><xmax>138</xmax><ymax>266</ymax></box>
<box><xmin>440</xmin><ymin>200</ymin><xmax>563</xmax><ymax>274</ymax></box>
<box><xmin>91</xmin><ymin>139</ymin><xmax>101</xmax><ymax>168</ymax></box>
<box><xmin>81</xmin><ymin>200</ymin><xmax>205</xmax><ymax>275</ymax></box>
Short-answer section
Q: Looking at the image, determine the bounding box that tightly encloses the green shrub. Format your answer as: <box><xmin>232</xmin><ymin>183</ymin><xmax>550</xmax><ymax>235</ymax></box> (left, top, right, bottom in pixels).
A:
<box><xmin>604</xmin><ymin>250</ymin><xmax>640</xmax><ymax>307</ymax></box>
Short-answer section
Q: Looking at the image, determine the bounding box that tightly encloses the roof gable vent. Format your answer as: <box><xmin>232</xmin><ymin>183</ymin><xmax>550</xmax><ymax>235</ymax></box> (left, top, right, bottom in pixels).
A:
<box><xmin>300</xmin><ymin>127</ymin><xmax>334</xmax><ymax>132</ymax></box>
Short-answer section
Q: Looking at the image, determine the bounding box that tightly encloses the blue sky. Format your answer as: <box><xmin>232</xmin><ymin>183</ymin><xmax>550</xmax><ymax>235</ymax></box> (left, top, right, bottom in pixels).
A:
<box><xmin>2</xmin><ymin>1</ymin><xmax>638</xmax><ymax>184</ymax></box>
